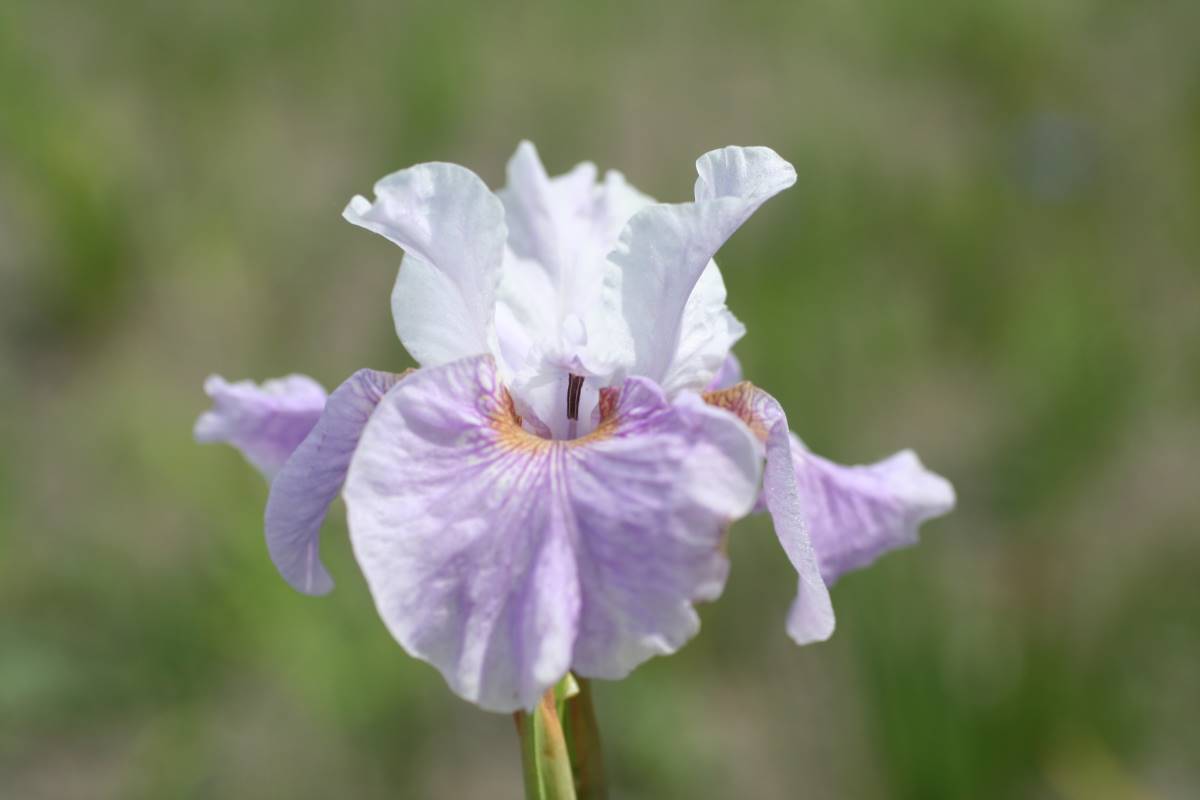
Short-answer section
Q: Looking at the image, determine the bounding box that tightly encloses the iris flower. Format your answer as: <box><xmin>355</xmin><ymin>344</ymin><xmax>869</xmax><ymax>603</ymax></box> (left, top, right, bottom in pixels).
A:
<box><xmin>197</xmin><ymin>143</ymin><xmax>954</xmax><ymax>712</ymax></box>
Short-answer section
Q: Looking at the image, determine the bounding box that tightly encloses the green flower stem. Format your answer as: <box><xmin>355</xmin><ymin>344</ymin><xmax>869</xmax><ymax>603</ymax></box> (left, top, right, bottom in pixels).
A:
<box><xmin>515</xmin><ymin>680</ymin><xmax>577</xmax><ymax>800</ymax></box>
<box><xmin>515</xmin><ymin>708</ymin><xmax>545</xmax><ymax>800</ymax></box>
<box><xmin>563</xmin><ymin>679</ymin><xmax>606</xmax><ymax>800</ymax></box>
<box><xmin>514</xmin><ymin>674</ymin><xmax>606</xmax><ymax>799</ymax></box>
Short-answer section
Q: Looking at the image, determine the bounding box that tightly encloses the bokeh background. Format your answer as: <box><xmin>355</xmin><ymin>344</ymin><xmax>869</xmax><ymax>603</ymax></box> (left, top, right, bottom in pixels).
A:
<box><xmin>3</xmin><ymin>0</ymin><xmax>1198</xmax><ymax>797</ymax></box>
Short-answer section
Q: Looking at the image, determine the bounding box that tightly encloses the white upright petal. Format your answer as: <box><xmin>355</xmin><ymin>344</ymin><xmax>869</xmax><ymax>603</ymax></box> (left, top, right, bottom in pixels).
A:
<box><xmin>660</xmin><ymin>262</ymin><xmax>746</xmax><ymax>396</ymax></box>
<box><xmin>494</xmin><ymin>144</ymin><xmax>654</xmax><ymax>425</ymax></box>
<box><xmin>605</xmin><ymin>146</ymin><xmax>796</xmax><ymax>389</ymax></box>
<box><xmin>344</xmin><ymin>163</ymin><xmax>506</xmax><ymax>366</ymax></box>
<box><xmin>501</xmin><ymin>140</ymin><xmax>598</xmax><ymax>288</ymax></box>
<box><xmin>493</xmin><ymin>250</ymin><xmax>559</xmax><ymax>379</ymax></box>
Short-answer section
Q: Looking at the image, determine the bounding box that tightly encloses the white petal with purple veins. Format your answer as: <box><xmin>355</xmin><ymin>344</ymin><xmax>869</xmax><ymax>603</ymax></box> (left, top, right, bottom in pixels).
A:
<box><xmin>195</xmin><ymin>374</ymin><xmax>327</xmax><ymax>479</ymax></box>
<box><xmin>343</xmin><ymin>356</ymin><xmax>761</xmax><ymax>711</ymax></box>
<box><xmin>264</xmin><ymin>369</ymin><xmax>407</xmax><ymax>595</ymax></box>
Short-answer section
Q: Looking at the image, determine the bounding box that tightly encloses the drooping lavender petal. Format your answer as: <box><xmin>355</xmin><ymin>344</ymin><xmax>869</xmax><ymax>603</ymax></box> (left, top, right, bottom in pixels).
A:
<box><xmin>789</xmin><ymin>434</ymin><xmax>955</xmax><ymax>584</ymax></box>
<box><xmin>607</xmin><ymin>146</ymin><xmax>794</xmax><ymax>392</ymax></box>
<box><xmin>707</xmin><ymin>352</ymin><xmax>743</xmax><ymax>391</ymax></box>
<box><xmin>264</xmin><ymin>368</ymin><xmax>408</xmax><ymax>595</ymax></box>
<box><xmin>344</xmin><ymin>163</ymin><xmax>507</xmax><ymax>367</ymax></box>
<box><xmin>704</xmin><ymin>382</ymin><xmax>836</xmax><ymax>645</ymax></box>
<box><xmin>570</xmin><ymin>389</ymin><xmax>762</xmax><ymax>680</ymax></box>
<box><xmin>343</xmin><ymin>355</ymin><xmax>761</xmax><ymax>712</ymax></box>
<box><xmin>194</xmin><ymin>374</ymin><xmax>327</xmax><ymax>480</ymax></box>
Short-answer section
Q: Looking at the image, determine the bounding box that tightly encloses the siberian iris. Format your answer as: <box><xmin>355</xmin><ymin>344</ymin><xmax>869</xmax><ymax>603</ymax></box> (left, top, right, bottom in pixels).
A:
<box><xmin>196</xmin><ymin>143</ymin><xmax>954</xmax><ymax>712</ymax></box>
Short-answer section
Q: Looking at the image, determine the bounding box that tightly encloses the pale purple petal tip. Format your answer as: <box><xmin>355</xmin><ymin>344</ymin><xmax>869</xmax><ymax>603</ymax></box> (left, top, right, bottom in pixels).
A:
<box><xmin>792</xmin><ymin>437</ymin><xmax>956</xmax><ymax>584</ymax></box>
<box><xmin>195</xmin><ymin>374</ymin><xmax>327</xmax><ymax>480</ymax></box>
<box><xmin>264</xmin><ymin>368</ymin><xmax>406</xmax><ymax>596</ymax></box>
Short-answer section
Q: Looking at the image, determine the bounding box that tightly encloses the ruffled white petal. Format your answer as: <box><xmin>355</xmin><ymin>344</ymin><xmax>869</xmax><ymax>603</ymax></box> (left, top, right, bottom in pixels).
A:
<box><xmin>344</xmin><ymin>162</ymin><xmax>506</xmax><ymax>366</ymax></box>
<box><xmin>495</xmin><ymin>143</ymin><xmax>654</xmax><ymax>428</ymax></box>
<box><xmin>605</xmin><ymin>146</ymin><xmax>796</xmax><ymax>391</ymax></box>
<box><xmin>500</xmin><ymin>140</ymin><xmax>599</xmax><ymax>290</ymax></box>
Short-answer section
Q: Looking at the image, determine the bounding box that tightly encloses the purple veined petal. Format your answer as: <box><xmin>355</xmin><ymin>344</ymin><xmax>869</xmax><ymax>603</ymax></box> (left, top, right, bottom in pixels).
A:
<box><xmin>264</xmin><ymin>368</ymin><xmax>409</xmax><ymax>595</ymax></box>
<box><xmin>606</xmin><ymin>146</ymin><xmax>795</xmax><ymax>391</ymax></box>
<box><xmin>704</xmin><ymin>382</ymin><xmax>836</xmax><ymax>645</ymax></box>
<box><xmin>789</xmin><ymin>434</ymin><xmax>955</xmax><ymax>584</ymax></box>
<box><xmin>343</xmin><ymin>162</ymin><xmax>506</xmax><ymax>367</ymax></box>
<box><xmin>194</xmin><ymin>374</ymin><xmax>327</xmax><ymax>480</ymax></box>
<box><xmin>343</xmin><ymin>355</ymin><xmax>761</xmax><ymax>712</ymax></box>
<box><xmin>569</xmin><ymin>388</ymin><xmax>763</xmax><ymax>680</ymax></box>
<box><xmin>706</xmin><ymin>352</ymin><xmax>744</xmax><ymax>391</ymax></box>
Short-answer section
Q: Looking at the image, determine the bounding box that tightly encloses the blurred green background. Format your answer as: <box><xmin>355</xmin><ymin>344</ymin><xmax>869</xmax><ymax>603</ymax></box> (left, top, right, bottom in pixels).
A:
<box><xmin>3</xmin><ymin>0</ymin><xmax>1198</xmax><ymax>797</ymax></box>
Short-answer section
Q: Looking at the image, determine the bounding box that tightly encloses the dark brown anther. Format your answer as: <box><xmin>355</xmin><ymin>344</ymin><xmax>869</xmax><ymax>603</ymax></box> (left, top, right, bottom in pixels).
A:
<box><xmin>566</xmin><ymin>374</ymin><xmax>585</xmax><ymax>420</ymax></box>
